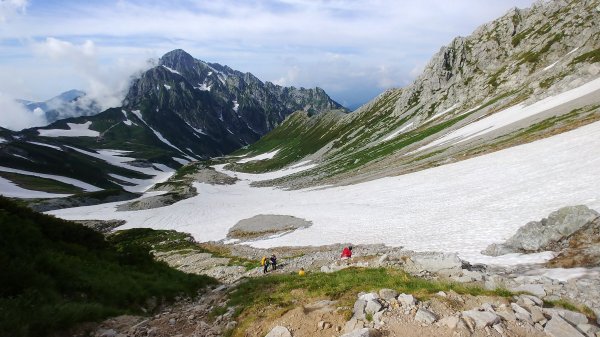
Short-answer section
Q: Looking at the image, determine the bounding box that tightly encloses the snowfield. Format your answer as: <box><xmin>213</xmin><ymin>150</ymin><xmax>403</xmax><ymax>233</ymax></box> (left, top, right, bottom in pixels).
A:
<box><xmin>0</xmin><ymin>176</ymin><xmax>71</xmax><ymax>199</ymax></box>
<box><xmin>414</xmin><ymin>77</ymin><xmax>600</xmax><ymax>153</ymax></box>
<box><xmin>38</xmin><ymin>121</ymin><xmax>100</xmax><ymax>137</ymax></box>
<box><xmin>49</xmin><ymin>119</ymin><xmax>600</xmax><ymax>266</ymax></box>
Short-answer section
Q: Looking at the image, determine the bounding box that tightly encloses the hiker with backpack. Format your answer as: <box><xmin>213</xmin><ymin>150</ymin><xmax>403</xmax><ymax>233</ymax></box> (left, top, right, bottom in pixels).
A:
<box><xmin>270</xmin><ymin>254</ymin><xmax>277</xmax><ymax>271</ymax></box>
<box><xmin>261</xmin><ymin>255</ymin><xmax>270</xmax><ymax>273</ymax></box>
<box><xmin>341</xmin><ymin>245</ymin><xmax>353</xmax><ymax>259</ymax></box>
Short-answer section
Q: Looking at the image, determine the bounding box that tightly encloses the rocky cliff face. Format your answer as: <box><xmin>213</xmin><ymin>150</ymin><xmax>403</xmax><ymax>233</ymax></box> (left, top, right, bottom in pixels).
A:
<box><xmin>235</xmin><ymin>0</ymin><xmax>600</xmax><ymax>188</ymax></box>
<box><xmin>123</xmin><ymin>49</ymin><xmax>345</xmax><ymax>157</ymax></box>
<box><xmin>382</xmin><ymin>0</ymin><xmax>599</xmax><ymax>123</ymax></box>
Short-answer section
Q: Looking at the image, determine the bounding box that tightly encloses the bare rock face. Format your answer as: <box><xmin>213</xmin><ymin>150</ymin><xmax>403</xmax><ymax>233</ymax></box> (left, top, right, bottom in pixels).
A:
<box><xmin>482</xmin><ymin>205</ymin><xmax>599</xmax><ymax>256</ymax></box>
<box><xmin>227</xmin><ymin>214</ymin><xmax>312</xmax><ymax>240</ymax></box>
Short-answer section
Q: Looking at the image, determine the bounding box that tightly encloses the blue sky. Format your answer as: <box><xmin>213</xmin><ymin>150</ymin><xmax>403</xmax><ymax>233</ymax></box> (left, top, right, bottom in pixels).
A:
<box><xmin>0</xmin><ymin>0</ymin><xmax>535</xmax><ymax>117</ymax></box>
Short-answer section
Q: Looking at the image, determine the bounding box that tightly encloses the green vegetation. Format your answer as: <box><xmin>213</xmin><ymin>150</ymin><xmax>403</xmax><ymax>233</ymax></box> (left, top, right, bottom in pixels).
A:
<box><xmin>226</xmin><ymin>268</ymin><xmax>512</xmax><ymax>337</ymax></box>
<box><xmin>108</xmin><ymin>228</ymin><xmax>200</xmax><ymax>253</ymax></box>
<box><xmin>0</xmin><ymin>172</ymin><xmax>84</xmax><ymax>194</ymax></box>
<box><xmin>488</xmin><ymin>66</ymin><xmax>507</xmax><ymax>88</ymax></box>
<box><xmin>544</xmin><ymin>299</ymin><xmax>597</xmax><ymax>321</ymax></box>
<box><xmin>571</xmin><ymin>48</ymin><xmax>600</xmax><ymax>65</ymax></box>
<box><xmin>0</xmin><ymin>197</ymin><xmax>217</xmax><ymax>337</ymax></box>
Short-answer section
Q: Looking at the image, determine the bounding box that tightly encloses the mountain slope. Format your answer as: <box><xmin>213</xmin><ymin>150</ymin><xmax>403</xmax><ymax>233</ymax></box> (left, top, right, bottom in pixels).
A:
<box><xmin>232</xmin><ymin>0</ymin><xmax>600</xmax><ymax>188</ymax></box>
<box><xmin>0</xmin><ymin>50</ymin><xmax>344</xmax><ymax>198</ymax></box>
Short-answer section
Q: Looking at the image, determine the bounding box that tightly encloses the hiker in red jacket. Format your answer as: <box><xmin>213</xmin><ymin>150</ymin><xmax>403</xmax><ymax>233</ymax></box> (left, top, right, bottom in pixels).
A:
<box><xmin>341</xmin><ymin>246</ymin><xmax>353</xmax><ymax>259</ymax></box>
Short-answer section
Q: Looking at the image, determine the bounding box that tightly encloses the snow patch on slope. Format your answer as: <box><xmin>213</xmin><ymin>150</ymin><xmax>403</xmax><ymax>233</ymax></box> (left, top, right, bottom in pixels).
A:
<box><xmin>414</xmin><ymin>77</ymin><xmax>600</xmax><ymax>153</ymax></box>
<box><xmin>237</xmin><ymin>149</ymin><xmax>280</xmax><ymax>163</ymax></box>
<box><xmin>38</xmin><ymin>121</ymin><xmax>99</xmax><ymax>137</ymax></box>
<box><xmin>28</xmin><ymin>141</ymin><xmax>62</xmax><ymax>151</ymax></box>
<box><xmin>0</xmin><ymin>166</ymin><xmax>102</xmax><ymax>192</ymax></box>
<box><xmin>0</xmin><ymin>176</ymin><xmax>71</xmax><ymax>199</ymax></box>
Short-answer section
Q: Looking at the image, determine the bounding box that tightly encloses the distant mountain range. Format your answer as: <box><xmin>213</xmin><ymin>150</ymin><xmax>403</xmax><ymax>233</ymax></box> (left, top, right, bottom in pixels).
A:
<box><xmin>19</xmin><ymin>89</ymin><xmax>101</xmax><ymax>124</ymax></box>
<box><xmin>0</xmin><ymin>50</ymin><xmax>345</xmax><ymax>200</ymax></box>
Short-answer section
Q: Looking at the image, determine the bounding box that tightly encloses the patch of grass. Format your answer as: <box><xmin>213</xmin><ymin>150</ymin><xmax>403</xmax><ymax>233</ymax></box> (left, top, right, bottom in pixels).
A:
<box><xmin>109</xmin><ymin>228</ymin><xmax>199</xmax><ymax>253</ymax></box>
<box><xmin>0</xmin><ymin>172</ymin><xmax>84</xmax><ymax>194</ymax></box>
<box><xmin>208</xmin><ymin>305</ymin><xmax>229</xmax><ymax>321</ymax></box>
<box><xmin>198</xmin><ymin>243</ymin><xmax>258</xmax><ymax>271</ymax></box>
<box><xmin>544</xmin><ymin>299</ymin><xmax>597</xmax><ymax>321</ymax></box>
<box><xmin>571</xmin><ymin>48</ymin><xmax>600</xmax><ymax>65</ymax></box>
<box><xmin>225</xmin><ymin>268</ymin><xmax>512</xmax><ymax>337</ymax></box>
<box><xmin>0</xmin><ymin>197</ymin><xmax>217</xmax><ymax>337</ymax></box>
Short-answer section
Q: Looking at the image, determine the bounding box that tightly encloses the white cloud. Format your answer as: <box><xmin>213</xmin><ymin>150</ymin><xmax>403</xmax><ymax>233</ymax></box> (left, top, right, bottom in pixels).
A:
<box><xmin>0</xmin><ymin>92</ymin><xmax>46</xmax><ymax>130</ymax></box>
<box><xmin>0</xmin><ymin>0</ymin><xmax>536</xmax><ymax>109</ymax></box>
<box><xmin>0</xmin><ymin>0</ymin><xmax>28</xmax><ymax>23</ymax></box>
<box><xmin>32</xmin><ymin>37</ymin><xmax>152</xmax><ymax>110</ymax></box>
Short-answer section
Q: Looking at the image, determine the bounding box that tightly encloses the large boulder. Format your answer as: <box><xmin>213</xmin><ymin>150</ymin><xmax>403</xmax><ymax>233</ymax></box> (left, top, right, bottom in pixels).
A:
<box><xmin>544</xmin><ymin>316</ymin><xmax>586</xmax><ymax>337</ymax></box>
<box><xmin>483</xmin><ymin>206</ymin><xmax>599</xmax><ymax>256</ymax></box>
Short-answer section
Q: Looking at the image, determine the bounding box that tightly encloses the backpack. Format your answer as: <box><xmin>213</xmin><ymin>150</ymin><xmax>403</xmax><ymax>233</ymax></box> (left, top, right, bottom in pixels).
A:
<box><xmin>260</xmin><ymin>256</ymin><xmax>267</xmax><ymax>266</ymax></box>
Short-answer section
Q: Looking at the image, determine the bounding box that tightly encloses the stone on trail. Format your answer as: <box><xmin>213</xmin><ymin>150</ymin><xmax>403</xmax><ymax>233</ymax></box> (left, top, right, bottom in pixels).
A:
<box><xmin>365</xmin><ymin>299</ymin><xmax>383</xmax><ymax>315</ymax></box>
<box><xmin>438</xmin><ymin>316</ymin><xmax>460</xmax><ymax>329</ymax></box>
<box><xmin>340</xmin><ymin>328</ymin><xmax>380</xmax><ymax>337</ymax></box>
<box><xmin>415</xmin><ymin>308</ymin><xmax>438</xmax><ymax>324</ymax></box>
<box><xmin>544</xmin><ymin>308</ymin><xmax>589</xmax><ymax>326</ymax></box>
<box><xmin>353</xmin><ymin>299</ymin><xmax>367</xmax><ymax>319</ymax></box>
<box><xmin>378</xmin><ymin>288</ymin><xmax>398</xmax><ymax>301</ymax></box>
<box><xmin>397</xmin><ymin>293</ymin><xmax>416</xmax><ymax>308</ymax></box>
<box><xmin>265</xmin><ymin>326</ymin><xmax>292</xmax><ymax>337</ymax></box>
<box><xmin>545</xmin><ymin>316</ymin><xmax>586</xmax><ymax>337</ymax></box>
<box><xmin>461</xmin><ymin>309</ymin><xmax>500</xmax><ymax>328</ymax></box>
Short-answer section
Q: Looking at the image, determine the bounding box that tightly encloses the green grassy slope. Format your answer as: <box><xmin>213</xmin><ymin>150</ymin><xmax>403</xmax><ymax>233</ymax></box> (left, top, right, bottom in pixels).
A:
<box><xmin>0</xmin><ymin>196</ymin><xmax>216</xmax><ymax>337</ymax></box>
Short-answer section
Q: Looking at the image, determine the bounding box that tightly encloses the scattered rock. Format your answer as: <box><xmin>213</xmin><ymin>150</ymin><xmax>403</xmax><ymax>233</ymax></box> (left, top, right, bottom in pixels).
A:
<box><xmin>545</xmin><ymin>315</ymin><xmax>586</xmax><ymax>337</ymax></box>
<box><xmin>545</xmin><ymin>308</ymin><xmax>589</xmax><ymax>325</ymax></box>
<box><xmin>461</xmin><ymin>310</ymin><xmax>500</xmax><ymax>328</ymax></box>
<box><xmin>318</xmin><ymin>320</ymin><xmax>332</xmax><ymax>330</ymax></box>
<box><xmin>378</xmin><ymin>288</ymin><xmax>398</xmax><ymax>301</ymax></box>
<box><xmin>415</xmin><ymin>308</ymin><xmax>438</xmax><ymax>324</ymax></box>
<box><xmin>438</xmin><ymin>316</ymin><xmax>460</xmax><ymax>329</ymax></box>
<box><xmin>265</xmin><ymin>325</ymin><xmax>292</xmax><ymax>337</ymax></box>
<box><xmin>397</xmin><ymin>294</ymin><xmax>416</xmax><ymax>308</ymax></box>
<box><xmin>365</xmin><ymin>299</ymin><xmax>383</xmax><ymax>315</ymax></box>
<box><xmin>340</xmin><ymin>328</ymin><xmax>379</xmax><ymax>337</ymax></box>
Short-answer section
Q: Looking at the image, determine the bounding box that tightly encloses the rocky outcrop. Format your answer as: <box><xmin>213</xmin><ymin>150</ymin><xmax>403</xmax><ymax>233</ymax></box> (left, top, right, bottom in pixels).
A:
<box><xmin>483</xmin><ymin>205</ymin><xmax>599</xmax><ymax>256</ymax></box>
<box><xmin>227</xmin><ymin>214</ymin><xmax>312</xmax><ymax>240</ymax></box>
<box><xmin>342</xmin><ymin>289</ymin><xmax>594</xmax><ymax>337</ymax></box>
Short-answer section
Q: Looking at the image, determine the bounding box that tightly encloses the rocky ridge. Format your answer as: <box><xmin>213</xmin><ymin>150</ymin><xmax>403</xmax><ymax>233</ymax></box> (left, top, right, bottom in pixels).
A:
<box><xmin>236</xmin><ymin>0</ymin><xmax>600</xmax><ymax>189</ymax></box>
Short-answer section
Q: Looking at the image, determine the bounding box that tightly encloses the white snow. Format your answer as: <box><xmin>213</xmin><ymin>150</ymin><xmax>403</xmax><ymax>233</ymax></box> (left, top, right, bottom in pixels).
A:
<box><xmin>38</xmin><ymin>121</ymin><xmax>100</xmax><ymax>138</ymax></box>
<box><xmin>162</xmin><ymin>65</ymin><xmax>181</xmax><ymax>75</ymax></box>
<box><xmin>0</xmin><ymin>176</ymin><xmax>71</xmax><ymax>199</ymax></box>
<box><xmin>131</xmin><ymin>110</ymin><xmax>187</xmax><ymax>155</ymax></box>
<box><xmin>543</xmin><ymin>61</ymin><xmax>559</xmax><ymax>71</ymax></box>
<box><xmin>237</xmin><ymin>149</ymin><xmax>280</xmax><ymax>163</ymax></box>
<box><xmin>0</xmin><ymin>166</ymin><xmax>102</xmax><ymax>192</ymax></box>
<box><xmin>0</xmin><ymin>137</ymin><xmax>6</xmax><ymax>143</ymax></box>
<box><xmin>567</xmin><ymin>47</ymin><xmax>579</xmax><ymax>55</ymax></box>
<box><xmin>28</xmin><ymin>141</ymin><xmax>62</xmax><ymax>151</ymax></box>
<box><xmin>414</xmin><ymin>77</ymin><xmax>600</xmax><ymax>153</ymax></box>
<box><xmin>427</xmin><ymin>104</ymin><xmax>458</xmax><ymax>122</ymax></box>
<box><xmin>49</xmin><ymin>120</ymin><xmax>600</xmax><ymax>266</ymax></box>
<box><xmin>172</xmin><ymin>157</ymin><xmax>190</xmax><ymax>165</ymax></box>
<box><xmin>12</xmin><ymin>154</ymin><xmax>33</xmax><ymax>161</ymax></box>
<box><xmin>121</xmin><ymin>110</ymin><xmax>135</xmax><ymax>126</ymax></box>
<box><xmin>185</xmin><ymin>121</ymin><xmax>207</xmax><ymax>135</ymax></box>
<box><xmin>381</xmin><ymin>122</ymin><xmax>414</xmax><ymax>142</ymax></box>
<box><xmin>64</xmin><ymin>146</ymin><xmax>173</xmax><ymax>192</ymax></box>
<box><xmin>289</xmin><ymin>160</ymin><xmax>312</xmax><ymax>169</ymax></box>
<box><xmin>163</xmin><ymin>84</ymin><xmax>171</xmax><ymax>90</ymax></box>
<box><xmin>196</xmin><ymin>82</ymin><xmax>211</xmax><ymax>91</ymax></box>
<box><xmin>233</xmin><ymin>100</ymin><xmax>239</xmax><ymax>113</ymax></box>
